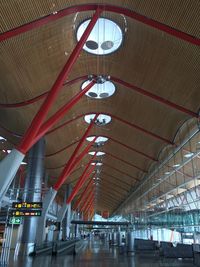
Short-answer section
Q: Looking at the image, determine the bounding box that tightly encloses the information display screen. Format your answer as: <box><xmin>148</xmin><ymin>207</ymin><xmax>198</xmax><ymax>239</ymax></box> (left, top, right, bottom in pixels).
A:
<box><xmin>11</xmin><ymin>210</ymin><xmax>42</xmax><ymax>217</ymax></box>
<box><xmin>12</xmin><ymin>202</ymin><xmax>42</xmax><ymax>209</ymax></box>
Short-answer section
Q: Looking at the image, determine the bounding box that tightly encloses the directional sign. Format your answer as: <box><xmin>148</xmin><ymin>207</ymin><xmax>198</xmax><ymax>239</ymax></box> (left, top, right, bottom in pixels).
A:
<box><xmin>9</xmin><ymin>217</ymin><xmax>22</xmax><ymax>225</ymax></box>
<box><xmin>11</xmin><ymin>210</ymin><xmax>42</xmax><ymax>217</ymax></box>
<box><xmin>12</xmin><ymin>202</ymin><xmax>42</xmax><ymax>209</ymax></box>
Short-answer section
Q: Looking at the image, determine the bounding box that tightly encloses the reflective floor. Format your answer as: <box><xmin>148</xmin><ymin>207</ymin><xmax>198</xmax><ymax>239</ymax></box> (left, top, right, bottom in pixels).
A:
<box><xmin>8</xmin><ymin>238</ymin><xmax>195</xmax><ymax>267</ymax></box>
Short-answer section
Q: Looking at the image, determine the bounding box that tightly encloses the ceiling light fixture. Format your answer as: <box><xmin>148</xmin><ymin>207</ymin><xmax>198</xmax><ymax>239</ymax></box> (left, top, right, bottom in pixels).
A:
<box><xmin>173</xmin><ymin>164</ymin><xmax>180</xmax><ymax>168</ymax></box>
<box><xmin>184</xmin><ymin>152</ymin><xmax>194</xmax><ymax>158</ymax></box>
<box><xmin>77</xmin><ymin>18</ymin><xmax>123</xmax><ymax>55</ymax></box>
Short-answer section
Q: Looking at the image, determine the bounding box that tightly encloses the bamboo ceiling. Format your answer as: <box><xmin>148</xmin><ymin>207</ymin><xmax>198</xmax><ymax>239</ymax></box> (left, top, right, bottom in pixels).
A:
<box><xmin>0</xmin><ymin>0</ymin><xmax>200</xmax><ymax>214</ymax></box>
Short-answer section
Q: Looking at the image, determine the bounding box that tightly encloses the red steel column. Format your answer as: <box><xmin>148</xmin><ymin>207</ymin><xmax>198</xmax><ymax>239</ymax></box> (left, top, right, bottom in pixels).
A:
<box><xmin>68</xmin><ymin>136</ymin><xmax>97</xmax><ymax>172</ymax></box>
<box><xmin>73</xmin><ymin>178</ymin><xmax>94</xmax><ymax>210</ymax></box>
<box><xmin>80</xmin><ymin>189</ymin><xmax>94</xmax><ymax>212</ymax></box>
<box><xmin>66</xmin><ymin>164</ymin><xmax>96</xmax><ymax>204</ymax></box>
<box><xmin>84</xmin><ymin>196</ymin><xmax>94</xmax><ymax>213</ymax></box>
<box><xmin>31</xmin><ymin>81</ymin><xmax>96</xmax><ymax>147</ymax></box>
<box><xmin>18</xmin><ymin>8</ymin><xmax>102</xmax><ymax>154</ymax></box>
<box><xmin>53</xmin><ymin>115</ymin><xmax>98</xmax><ymax>191</ymax></box>
<box><xmin>0</xmin><ymin>5</ymin><xmax>199</xmax><ymax>45</ymax></box>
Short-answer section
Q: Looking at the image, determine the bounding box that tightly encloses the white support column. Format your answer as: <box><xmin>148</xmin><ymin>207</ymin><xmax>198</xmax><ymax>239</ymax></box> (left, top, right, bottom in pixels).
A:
<box><xmin>66</xmin><ymin>204</ymin><xmax>72</xmax><ymax>239</ymax></box>
<box><xmin>0</xmin><ymin>149</ymin><xmax>24</xmax><ymax>203</ymax></box>
<box><xmin>60</xmin><ymin>185</ymin><xmax>72</xmax><ymax>240</ymax></box>
<box><xmin>35</xmin><ymin>188</ymin><xmax>57</xmax><ymax>245</ymax></box>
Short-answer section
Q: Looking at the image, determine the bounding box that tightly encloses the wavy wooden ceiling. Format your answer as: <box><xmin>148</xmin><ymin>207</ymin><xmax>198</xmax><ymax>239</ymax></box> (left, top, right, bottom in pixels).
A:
<box><xmin>0</xmin><ymin>0</ymin><xmax>200</xmax><ymax>214</ymax></box>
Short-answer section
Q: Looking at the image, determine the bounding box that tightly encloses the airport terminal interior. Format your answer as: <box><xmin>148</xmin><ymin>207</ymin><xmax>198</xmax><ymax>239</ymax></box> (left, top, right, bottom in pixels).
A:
<box><xmin>0</xmin><ymin>1</ymin><xmax>200</xmax><ymax>266</ymax></box>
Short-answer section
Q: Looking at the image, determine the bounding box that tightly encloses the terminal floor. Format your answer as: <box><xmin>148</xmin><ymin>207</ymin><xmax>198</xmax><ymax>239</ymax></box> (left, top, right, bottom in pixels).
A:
<box><xmin>9</xmin><ymin>239</ymin><xmax>195</xmax><ymax>267</ymax></box>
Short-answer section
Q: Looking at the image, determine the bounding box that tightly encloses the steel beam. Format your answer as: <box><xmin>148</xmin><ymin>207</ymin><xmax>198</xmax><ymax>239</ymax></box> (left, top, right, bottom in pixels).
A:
<box><xmin>66</xmin><ymin>163</ymin><xmax>96</xmax><ymax>204</ymax></box>
<box><xmin>46</xmin><ymin>140</ymin><xmax>79</xmax><ymax>157</ymax></box>
<box><xmin>79</xmin><ymin>187</ymin><xmax>93</xmax><ymax>212</ymax></box>
<box><xmin>1</xmin><ymin>74</ymin><xmax>197</xmax><ymax>120</ymax></box>
<box><xmin>84</xmin><ymin>196</ymin><xmax>94</xmax><ymax>213</ymax></box>
<box><xmin>29</xmin><ymin>81</ymin><xmax>96</xmax><ymax>148</ymax></box>
<box><xmin>0</xmin><ymin>76</ymin><xmax>87</xmax><ymax>108</ymax></box>
<box><xmin>0</xmin><ymin>4</ymin><xmax>199</xmax><ymax>45</ymax></box>
<box><xmin>53</xmin><ymin>114</ymin><xmax>98</xmax><ymax>190</ymax></box>
<box><xmin>108</xmin><ymin>136</ymin><xmax>157</xmax><ymax>161</ymax></box>
<box><xmin>44</xmin><ymin>112</ymin><xmax>173</xmax><ymax>144</ymax></box>
<box><xmin>46</xmin><ymin>134</ymin><xmax>157</xmax><ymax>162</ymax></box>
<box><xmin>73</xmin><ymin>178</ymin><xmax>94</xmax><ymax>210</ymax></box>
<box><xmin>17</xmin><ymin>9</ymin><xmax>101</xmax><ymax>154</ymax></box>
<box><xmin>80</xmin><ymin>190</ymin><xmax>94</xmax><ymax>212</ymax></box>
<box><xmin>58</xmin><ymin>136</ymin><xmax>97</xmax><ymax>180</ymax></box>
<box><xmin>112</xmin><ymin>77</ymin><xmax>198</xmax><ymax>118</ymax></box>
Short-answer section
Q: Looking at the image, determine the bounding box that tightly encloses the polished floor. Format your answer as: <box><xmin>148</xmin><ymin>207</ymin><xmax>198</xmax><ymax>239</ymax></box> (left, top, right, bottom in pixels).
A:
<box><xmin>8</xmin><ymin>238</ymin><xmax>195</xmax><ymax>267</ymax></box>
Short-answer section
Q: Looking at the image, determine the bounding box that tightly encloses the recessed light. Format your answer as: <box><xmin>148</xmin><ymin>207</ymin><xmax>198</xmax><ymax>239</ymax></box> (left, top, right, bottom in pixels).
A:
<box><xmin>165</xmin><ymin>172</ymin><xmax>171</xmax><ymax>175</ymax></box>
<box><xmin>173</xmin><ymin>164</ymin><xmax>180</xmax><ymax>168</ymax></box>
<box><xmin>184</xmin><ymin>153</ymin><xmax>194</xmax><ymax>158</ymax></box>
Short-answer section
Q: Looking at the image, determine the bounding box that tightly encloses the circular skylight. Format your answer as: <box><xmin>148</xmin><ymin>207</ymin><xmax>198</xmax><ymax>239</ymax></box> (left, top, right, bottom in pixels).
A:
<box><xmin>0</xmin><ymin>136</ymin><xmax>6</xmax><ymax>143</ymax></box>
<box><xmin>88</xmin><ymin>151</ymin><xmax>105</xmax><ymax>156</ymax></box>
<box><xmin>77</xmin><ymin>18</ymin><xmax>123</xmax><ymax>55</ymax></box>
<box><xmin>82</xmin><ymin>80</ymin><xmax>116</xmax><ymax>99</ymax></box>
<box><xmin>91</xmin><ymin>162</ymin><xmax>103</xmax><ymax>166</ymax></box>
<box><xmin>84</xmin><ymin>114</ymin><xmax>111</xmax><ymax>125</ymax></box>
<box><xmin>93</xmin><ymin>177</ymin><xmax>101</xmax><ymax>180</ymax></box>
<box><xmin>86</xmin><ymin>136</ymin><xmax>109</xmax><ymax>143</ymax></box>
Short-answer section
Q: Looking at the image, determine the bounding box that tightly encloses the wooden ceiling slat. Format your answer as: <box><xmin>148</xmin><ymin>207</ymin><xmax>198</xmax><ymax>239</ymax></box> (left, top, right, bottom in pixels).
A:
<box><xmin>0</xmin><ymin>0</ymin><xmax>199</xmax><ymax>212</ymax></box>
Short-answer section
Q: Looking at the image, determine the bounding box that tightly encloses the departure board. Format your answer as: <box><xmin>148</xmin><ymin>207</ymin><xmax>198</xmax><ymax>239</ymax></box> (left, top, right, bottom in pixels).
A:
<box><xmin>12</xmin><ymin>202</ymin><xmax>42</xmax><ymax>209</ymax></box>
<box><xmin>11</xmin><ymin>210</ymin><xmax>42</xmax><ymax>217</ymax></box>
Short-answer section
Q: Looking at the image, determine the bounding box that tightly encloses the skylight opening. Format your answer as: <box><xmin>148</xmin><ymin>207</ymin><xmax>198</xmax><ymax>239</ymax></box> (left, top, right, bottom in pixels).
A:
<box><xmin>86</xmin><ymin>136</ymin><xmax>109</xmax><ymax>143</ymax></box>
<box><xmin>84</xmin><ymin>114</ymin><xmax>111</xmax><ymax>125</ymax></box>
<box><xmin>0</xmin><ymin>136</ymin><xmax>6</xmax><ymax>142</ymax></box>
<box><xmin>91</xmin><ymin>162</ymin><xmax>103</xmax><ymax>166</ymax></box>
<box><xmin>77</xmin><ymin>18</ymin><xmax>123</xmax><ymax>55</ymax></box>
<box><xmin>82</xmin><ymin>80</ymin><xmax>116</xmax><ymax>99</ymax></box>
<box><xmin>88</xmin><ymin>151</ymin><xmax>105</xmax><ymax>156</ymax></box>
